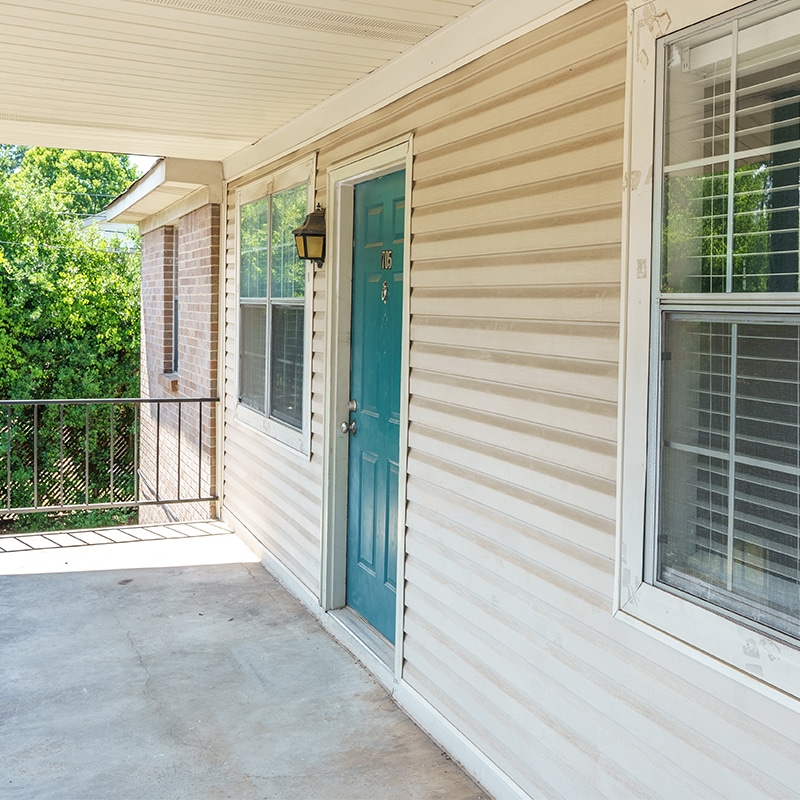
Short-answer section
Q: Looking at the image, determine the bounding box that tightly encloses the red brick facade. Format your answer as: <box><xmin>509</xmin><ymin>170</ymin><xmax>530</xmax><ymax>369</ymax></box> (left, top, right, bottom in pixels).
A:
<box><xmin>139</xmin><ymin>204</ymin><xmax>220</xmax><ymax>524</ymax></box>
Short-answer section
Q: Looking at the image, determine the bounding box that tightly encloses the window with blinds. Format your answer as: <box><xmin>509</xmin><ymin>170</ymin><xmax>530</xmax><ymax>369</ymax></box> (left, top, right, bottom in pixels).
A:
<box><xmin>239</xmin><ymin>183</ymin><xmax>307</xmax><ymax>430</ymax></box>
<box><xmin>654</xmin><ymin>0</ymin><xmax>800</xmax><ymax>639</ymax></box>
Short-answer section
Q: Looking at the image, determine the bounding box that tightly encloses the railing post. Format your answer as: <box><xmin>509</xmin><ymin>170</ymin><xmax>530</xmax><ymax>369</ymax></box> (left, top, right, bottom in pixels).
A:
<box><xmin>5</xmin><ymin>405</ymin><xmax>11</xmax><ymax>510</ymax></box>
<box><xmin>33</xmin><ymin>403</ymin><xmax>39</xmax><ymax>510</ymax></box>
<box><xmin>59</xmin><ymin>404</ymin><xmax>65</xmax><ymax>507</ymax></box>
<box><xmin>177</xmin><ymin>402</ymin><xmax>182</xmax><ymax>501</ymax></box>
<box><xmin>133</xmin><ymin>403</ymin><xmax>140</xmax><ymax>502</ymax></box>
<box><xmin>109</xmin><ymin>403</ymin><xmax>115</xmax><ymax>504</ymax></box>
<box><xmin>197</xmin><ymin>399</ymin><xmax>203</xmax><ymax>500</ymax></box>
<box><xmin>155</xmin><ymin>401</ymin><xmax>161</xmax><ymax>501</ymax></box>
<box><xmin>84</xmin><ymin>404</ymin><xmax>90</xmax><ymax>507</ymax></box>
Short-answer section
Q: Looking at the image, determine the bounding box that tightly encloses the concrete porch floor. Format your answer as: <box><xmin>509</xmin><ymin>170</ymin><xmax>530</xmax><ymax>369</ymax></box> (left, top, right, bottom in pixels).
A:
<box><xmin>0</xmin><ymin>526</ymin><xmax>487</xmax><ymax>800</ymax></box>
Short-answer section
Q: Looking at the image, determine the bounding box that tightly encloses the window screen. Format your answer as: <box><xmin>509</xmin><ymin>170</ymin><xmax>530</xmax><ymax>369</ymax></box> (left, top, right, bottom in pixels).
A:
<box><xmin>270</xmin><ymin>305</ymin><xmax>304</xmax><ymax>428</ymax></box>
<box><xmin>659</xmin><ymin>316</ymin><xmax>800</xmax><ymax>637</ymax></box>
<box><xmin>655</xmin><ymin>0</ymin><xmax>800</xmax><ymax>638</ymax></box>
<box><xmin>238</xmin><ymin>183</ymin><xmax>307</xmax><ymax>430</ymax></box>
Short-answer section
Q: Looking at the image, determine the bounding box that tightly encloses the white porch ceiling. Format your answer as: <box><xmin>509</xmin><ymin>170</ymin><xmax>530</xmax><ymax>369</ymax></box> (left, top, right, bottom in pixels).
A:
<box><xmin>0</xmin><ymin>0</ymin><xmax>486</xmax><ymax>163</ymax></box>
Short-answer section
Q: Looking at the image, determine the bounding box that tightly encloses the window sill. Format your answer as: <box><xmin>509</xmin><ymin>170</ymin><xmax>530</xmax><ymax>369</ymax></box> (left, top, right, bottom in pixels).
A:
<box><xmin>235</xmin><ymin>402</ymin><xmax>309</xmax><ymax>458</ymax></box>
<box><xmin>158</xmin><ymin>372</ymin><xmax>179</xmax><ymax>393</ymax></box>
<box><xmin>617</xmin><ymin>581</ymin><xmax>800</xmax><ymax>708</ymax></box>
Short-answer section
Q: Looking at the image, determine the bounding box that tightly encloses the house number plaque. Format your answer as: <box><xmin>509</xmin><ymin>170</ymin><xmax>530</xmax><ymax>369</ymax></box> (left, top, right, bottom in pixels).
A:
<box><xmin>381</xmin><ymin>249</ymin><xmax>393</xmax><ymax>270</ymax></box>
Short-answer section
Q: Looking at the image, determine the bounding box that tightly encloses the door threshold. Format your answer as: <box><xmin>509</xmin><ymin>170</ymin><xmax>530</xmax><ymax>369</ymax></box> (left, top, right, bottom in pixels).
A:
<box><xmin>326</xmin><ymin>607</ymin><xmax>394</xmax><ymax>689</ymax></box>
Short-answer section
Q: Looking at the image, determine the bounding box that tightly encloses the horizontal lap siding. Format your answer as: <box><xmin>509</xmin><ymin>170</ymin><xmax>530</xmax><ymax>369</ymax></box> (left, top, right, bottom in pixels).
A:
<box><xmin>218</xmin><ymin>0</ymin><xmax>800</xmax><ymax>796</ymax></box>
<box><xmin>400</xmin><ymin>1</ymin><xmax>799</xmax><ymax>797</ymax></box>
<box><xmin>403</xmin><ymin>2</ymin><xmax>634</xmax><ymax>794</ymax></box>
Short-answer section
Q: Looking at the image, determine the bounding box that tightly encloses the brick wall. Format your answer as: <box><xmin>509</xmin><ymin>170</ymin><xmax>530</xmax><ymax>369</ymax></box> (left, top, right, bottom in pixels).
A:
<box><xmin>139</xmin><ymin>205</ymin><xmax>220</xmax><ymax>524</ymax></box>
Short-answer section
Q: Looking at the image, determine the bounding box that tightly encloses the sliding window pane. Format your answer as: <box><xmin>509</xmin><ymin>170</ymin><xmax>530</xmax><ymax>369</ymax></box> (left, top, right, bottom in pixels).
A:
<box><xmin>270</xmin><ymin>304</ymin><xmax>304</xmax><ymax>429</ymax></box>
<box><xmin>240</xmin><ymin>197</ymin><xmax>270</xmax><ymax>299</ymax></box>
<box><xmin>662</xmin><ymin>5</ymin><xmax>800</xmax><ymax>294</ymax></box>
<box><xmin>664</xmin><ymin>30</ymin><xmax>731</xmax><ymax>168</ymax></box>
<box><xmin>659</xmin><ymin>315</ymin><xmax>800</xmax><ymax>636</ymax></box>
<box><xmin>239</xmin><ymin>304</ymin><xmax>267</xmax><ymax>414</ymax></box>
<box><xmin>271</xmin><ymin>184</ymin><xmax>307</xmax><ymax>300</ymax></box>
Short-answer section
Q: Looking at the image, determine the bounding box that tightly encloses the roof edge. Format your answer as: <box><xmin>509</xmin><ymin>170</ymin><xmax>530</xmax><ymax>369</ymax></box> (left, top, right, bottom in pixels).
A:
<box><xmin>106</xmin><ymin>158</ymin><xmax>223</xmax><ymax>224</ymax></box>
<box><xmin>222</xmin><ymin>0</ymin><xmax>592</xmax><ymax>181</ymax></box>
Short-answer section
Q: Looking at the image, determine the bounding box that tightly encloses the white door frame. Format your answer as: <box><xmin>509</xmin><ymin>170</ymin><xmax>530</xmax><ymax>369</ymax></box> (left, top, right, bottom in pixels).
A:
<box><xmin>320</xmin><ymin>136</ymin><xmax>413</xmax><ymax>675</ymax></box>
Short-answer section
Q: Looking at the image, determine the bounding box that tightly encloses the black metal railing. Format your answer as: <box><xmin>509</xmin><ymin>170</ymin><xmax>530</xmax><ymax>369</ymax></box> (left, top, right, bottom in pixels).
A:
<box><xmin>0</xmin><ymin>397</ymin><xmax>217</xmax><ymax>515</ymax></box>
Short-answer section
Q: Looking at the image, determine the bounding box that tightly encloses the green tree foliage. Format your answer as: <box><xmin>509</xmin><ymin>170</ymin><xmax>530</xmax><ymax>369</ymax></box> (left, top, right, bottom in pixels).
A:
<box><xmin>663</xmin><ymin>161</ymin><xmax>771</xmax><ymax>293</ymax></box>
<box><xmin>0</xmin><ymin>144</ymin><xmax>28</xmax><ymax>176</ymax></box>
<box><xmin>0</xmin><ymin>148</ymin><xmax>140</xmax><ymax>399</ymax></box>
<box><xmin>0</xmin><ymin>147</ymin><xmax>141</xmax><ymax>525</ymax></box>
<box><xmin>13</xmin><ymin>147</ymin><xmax>137</xmax><ymax>218</ymax></box>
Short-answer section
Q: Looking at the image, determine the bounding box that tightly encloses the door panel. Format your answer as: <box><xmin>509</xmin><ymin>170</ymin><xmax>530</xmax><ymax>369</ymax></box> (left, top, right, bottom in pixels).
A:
<box><xmin>357</xmin><ymin>450</ymin><xmax>377</xmax><ymax>572</ymax></box>
<box><xmin>385</xmin><ymin>461</ymin><xmax>399</xmax><ymax>592</ymax></box>
<box><xmin>346</xmin><ymin>169</ymin><xmax>405</xmax><ymax>643</ymax></box>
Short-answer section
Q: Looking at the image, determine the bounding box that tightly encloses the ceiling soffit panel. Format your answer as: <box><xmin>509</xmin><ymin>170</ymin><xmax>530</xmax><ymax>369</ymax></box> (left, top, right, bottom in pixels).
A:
<box><xmin>0</xmin><ymin>0</ymin><xmax>582</xmax><ymax>163</ymax></box>
<box><xmin>132</xmin><ymin>0</ymin><xmax>441</xmax><ymax>43</ymax></box>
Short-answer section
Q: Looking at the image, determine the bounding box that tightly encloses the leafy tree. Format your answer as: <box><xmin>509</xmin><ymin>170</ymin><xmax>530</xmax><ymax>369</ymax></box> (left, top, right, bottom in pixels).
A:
<box><xmin>12</xmin><ymin>148</ymin><xmax>137</xmax><ymax>218</ymax></box>
<box><xmin>0</xmin><ymin>146</ymin><xmax>140</xmax><ymax>525</ymax></box>
<box><xmin>663</xmin><ymin>161</ymin><xmax>771</xmax><ymax>293</ymax></box>
<box><xmin>0</xmin><ymin>153</ymin><xmax>140</xmax><ymax>399</ymax></box>
<box><xmin>0</xmin><ymin>144</ymin><xmax>28</xmax><ymax>176</ymax></box>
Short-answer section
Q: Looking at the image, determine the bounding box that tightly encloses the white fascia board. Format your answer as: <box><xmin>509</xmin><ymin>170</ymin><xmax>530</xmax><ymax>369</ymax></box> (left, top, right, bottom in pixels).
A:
<box><xmin>105</xmin><ymin>158</ymin><xmax>168</xmax><ymax>222</ymax></box>
<box><xmin>138</xmin><ymin>186</ymin><xmax>215</xmax><ymax>235</ymax></box>
<box><xmin>223</xmin><ymin>0</ymin><xmax>593</xmax><ymax>181</ymax></box>
<box><xmin>106</xmin><ymin>158</ymin><xmax>223</xmax><ymax>225</ymax></box>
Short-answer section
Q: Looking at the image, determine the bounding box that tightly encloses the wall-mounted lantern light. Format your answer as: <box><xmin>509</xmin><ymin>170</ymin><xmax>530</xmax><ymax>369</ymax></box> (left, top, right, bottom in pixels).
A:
<box><xmin>293</xmin><ymin>203</ymin><xmax>326</xmax><ymax>269</ymax></box>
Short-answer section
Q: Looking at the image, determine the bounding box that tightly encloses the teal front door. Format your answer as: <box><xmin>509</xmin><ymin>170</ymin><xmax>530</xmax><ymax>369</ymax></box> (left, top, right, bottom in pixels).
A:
<box><xmin>345</xmin><ymin>169</ymin><xmax>405</xmax><ymax>644</ymax></box>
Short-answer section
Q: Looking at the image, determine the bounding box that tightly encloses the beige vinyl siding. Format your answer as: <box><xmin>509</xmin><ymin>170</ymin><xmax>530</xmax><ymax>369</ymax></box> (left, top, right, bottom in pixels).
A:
<box><xmin>219</xmin><ymin>0</ymin><xmax>800</xmax><ymax>796</ymax></box>
<box><xmin>400</xmin><ymin>1</ymin><xmax>800</xmax><ymax>796</ymax></box>
<box><xmin>400</xmin><ymin>2</ymin><xmax>661</xmax><ymax>793</ymax></box>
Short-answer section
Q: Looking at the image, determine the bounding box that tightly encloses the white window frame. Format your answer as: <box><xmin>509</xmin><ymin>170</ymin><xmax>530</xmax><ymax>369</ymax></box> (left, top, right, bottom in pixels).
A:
<box><xmin>234</xmin><ymin>157</ymin><xmax>315</xmax><ymax>455</ymax></box>
<box><xmin>617</xmin><ymin>0</ymin><xmax>800</xmax><ymax>703</ymax></box>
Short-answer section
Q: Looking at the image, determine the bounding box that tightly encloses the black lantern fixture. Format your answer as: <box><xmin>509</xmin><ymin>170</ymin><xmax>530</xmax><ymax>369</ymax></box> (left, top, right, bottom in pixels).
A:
<box><xmin>293</xmin><ymin>203</ymin><xmax>327</xmax><ymax>269</ymax></box>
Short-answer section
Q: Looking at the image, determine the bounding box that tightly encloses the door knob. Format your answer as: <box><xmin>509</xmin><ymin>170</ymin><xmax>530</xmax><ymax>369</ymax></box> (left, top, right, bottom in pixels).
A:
<box><xmin>340</xmin><ymin>420</ymin><xmax>356</xmax><ymax>435</ymax></box>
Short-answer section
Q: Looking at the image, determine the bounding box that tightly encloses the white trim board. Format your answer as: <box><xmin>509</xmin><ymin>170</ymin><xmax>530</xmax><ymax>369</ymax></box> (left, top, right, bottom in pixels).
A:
<box><xmin>223</xmin><ymin>0</ymin><xmax>592</xmax><ymax>181</ymax></box>
<box><xmin>320</xmin><ymin>138</ymin><xmax>414</xmax><ymax>682</ymax></box>
<box><xmin>393</xmin><ymin>681</ymin><xmax>529</xmax><ymax>800</ymax></box>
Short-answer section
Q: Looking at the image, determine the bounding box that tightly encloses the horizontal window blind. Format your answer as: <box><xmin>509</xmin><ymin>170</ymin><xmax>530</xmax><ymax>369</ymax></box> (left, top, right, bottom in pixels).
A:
<box><xmin>655</xmin><ymin>0</ymin><xmax>800</xmax><ymax>641</ymax></box>
<box><xmin>662</xmin><ymin>1</ymin><xmax>800</xmax><ymax>294</ymax></box>
<box><xmin>659</xmin><ymin>317</ymin><xmax>800</xmax><ymax>637</ymax></box>
<box><xmin>270</xmin><ymin>304</ymin><xmax>304</xmax><ymax>429</ymax></box>
<box><xmin>240</xmin><ymin>305</ymin><xmax>267</xmax><ymax>414</ymax></box>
